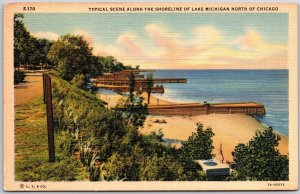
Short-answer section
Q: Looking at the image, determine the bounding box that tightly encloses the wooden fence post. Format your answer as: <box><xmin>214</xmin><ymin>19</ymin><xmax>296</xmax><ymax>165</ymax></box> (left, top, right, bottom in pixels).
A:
<box><xmin>43</xmin><ymin>74</ymin><xmax>55</xmax><ymax>163</ymax></box>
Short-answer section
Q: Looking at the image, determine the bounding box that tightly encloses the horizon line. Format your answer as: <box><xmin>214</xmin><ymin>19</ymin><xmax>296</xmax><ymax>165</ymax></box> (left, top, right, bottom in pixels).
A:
<box><xmin>139</xmin><ymin>68</ymin><xmax>289</xmax><ymax>70</ymax></box>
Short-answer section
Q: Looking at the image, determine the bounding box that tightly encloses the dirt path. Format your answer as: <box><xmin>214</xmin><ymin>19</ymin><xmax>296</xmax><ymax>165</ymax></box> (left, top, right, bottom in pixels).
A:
<box><xmin>14</xmin><ymin>74</ymin><xmax>43</xmax><ymax>106</ymax></box>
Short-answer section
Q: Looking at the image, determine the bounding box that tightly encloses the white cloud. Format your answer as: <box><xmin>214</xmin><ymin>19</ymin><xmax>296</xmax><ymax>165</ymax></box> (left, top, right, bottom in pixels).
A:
<box><xmin>32</xmin><ymin>31</ymin><xmax>59</xmax><ymax>41</ymax></box>
<box><xmin>67</xmin><ymin>25</ymin><xmax>288</xmax><ymax>69</ymax></box>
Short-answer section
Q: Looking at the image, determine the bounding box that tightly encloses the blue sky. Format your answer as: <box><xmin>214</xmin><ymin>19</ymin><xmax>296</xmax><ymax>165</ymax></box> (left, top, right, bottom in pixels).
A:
<box><xmin>23</xmin><ymin>13</ymin><xmax>288</xmax><ymax>69</ymax></box>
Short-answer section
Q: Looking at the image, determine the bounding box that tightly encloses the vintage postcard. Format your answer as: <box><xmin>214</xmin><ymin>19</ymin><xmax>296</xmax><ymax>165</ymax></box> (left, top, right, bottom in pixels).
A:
<box><xmin>3</xmin><ymin>2</ymin><xmax>298</xmax><ymax>191</ymax></box>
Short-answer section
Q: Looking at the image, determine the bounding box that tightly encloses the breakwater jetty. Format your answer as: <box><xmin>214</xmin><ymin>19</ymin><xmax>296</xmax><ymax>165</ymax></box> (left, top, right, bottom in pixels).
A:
<box><xmin>148</xmin><ymin>102</ymin><xmax>266</xmax><ymax>116</ymax></box>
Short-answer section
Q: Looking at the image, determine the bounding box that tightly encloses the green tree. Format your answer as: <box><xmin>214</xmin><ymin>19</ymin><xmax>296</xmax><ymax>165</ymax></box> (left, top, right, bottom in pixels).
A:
<box><xmin>26</xmin><ymin>36</ymin><xmax>43</xmax><ymax>69</ymax></box>
<box><xmin>14</xmin><ymin>13</ymin><xmax>29</xmax><ymax>70</ymax></box>
<box><xmin>232</xmin><ymin>127</ymin><xmax>289</xmax><ymax>181</ymax></box>
<box><xmin>145</xmin><ymin>73</ymin><xmax>154</xmax><ymax>104</ymax></box>
<box><xmin>14</xmin><ymin>14</ymin><xmax>49</xmax><ymax>70</ymax></box>
<box><xmin>38</xmin><ymin>38</ymin><xmax>53</xmax><ymax>68</ymax></box>
<box><xmin>98</xmin><ymin>56</ymin><xmax>132</xmax><ymax>73</ymax></box>
<box><xmin>180</xmin><ymin>123</ymin><xmax>215</xmax><ymax>160</ymax></box>
<box><xmin>14</xmin><ymin>70</ymin><xmax>25</xmax><ymax>84</ymax></box>
<box><xmin>48</xmin><ymin>34</ymin><xmax>94</xmax><ymax>80</ymax></box>
<box><xmin>116</xmin><ymin>94</ymin><xmax>148</xmax><ymax>127</ymax></box>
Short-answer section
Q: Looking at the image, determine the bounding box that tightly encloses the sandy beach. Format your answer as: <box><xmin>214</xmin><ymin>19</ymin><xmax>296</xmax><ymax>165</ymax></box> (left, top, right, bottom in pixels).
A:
<box><xmin>140</xmin><ymin>114</ymin><xmax>288</xmax><ymax>162</ymax></box>
<box><xmin>97</xmin><ymin>92</ymin><xmax>289</xmax><ymax>162</ymax></box>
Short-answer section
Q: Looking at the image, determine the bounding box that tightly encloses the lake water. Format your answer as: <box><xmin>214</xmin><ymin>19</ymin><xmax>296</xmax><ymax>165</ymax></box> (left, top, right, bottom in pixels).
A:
<box><xmin>151</xmin><ymin>70</ymin><xmax>289</xmax><ymax>137</ymax></box>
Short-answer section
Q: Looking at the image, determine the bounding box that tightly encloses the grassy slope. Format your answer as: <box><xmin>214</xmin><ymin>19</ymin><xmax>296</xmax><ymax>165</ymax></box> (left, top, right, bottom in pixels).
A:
<box><xmin>15</xmin><ymin>97</ymin><xmax>48</xmax><ymax>180</ymax></box>
<box><xmin>15</xmin><ymin>95</ymin><xmax>89</xmax><ymax>181</ymax></box>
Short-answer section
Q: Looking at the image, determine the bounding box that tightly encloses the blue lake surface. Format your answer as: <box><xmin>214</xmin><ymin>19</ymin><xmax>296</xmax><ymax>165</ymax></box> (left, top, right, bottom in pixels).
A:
<box><xmin>151</xmin><ymin>70</ymin><xmax>289</xmax><ymax>136</ymax></box>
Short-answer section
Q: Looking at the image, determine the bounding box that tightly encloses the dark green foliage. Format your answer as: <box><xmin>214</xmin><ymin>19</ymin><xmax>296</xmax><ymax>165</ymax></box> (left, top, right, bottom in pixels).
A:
<box><xmin>37</xmin><ymin>38</ymin><xmax>53</xmax><ymax>68</ymax></box>
<box><xmin>55</xmin><ymin>130</ymin><xmax>77</xmax><ymax>160</ymax></box>
<box><xmin>116</xmin><ymin>94</ymin><xmax>148</xmax><ymax>127</ymax></box>
<box><xmin>79</xmin><ymin>140</ymin><xmax>97</xmax><ymax>168</ymax></box>
<box><xmin>19</xmin><ymin>157</ymin><xmax>81</xmax><ymax>181</ymax></box>
<box><xmin>232</xmin><ymin>127</ymin><xmax>289</xmax><ymax>181</ymax></box>
<box><xmin>103</xmin><ymin>151</ymin><xmax>140</xmax><ymax>181</ymax></box>
<box><xmin>14</xmin><ymin>13</ymin><xmax>30</xmax><ymax>69</ymax></box>
<box><xmin>48</xmin><ymin>34</ymin><xmax>96</xmax><ymax>80</ymax></box>
<box><xmin>51</xmin><ymin>72</ymin><xmax>105</xmax><ymax>134</ymax></box>
<box><xmin>98</xmin><ymin>56</ymin><xmax>132</xmax><ymax>73</ymax></box>
<box><xmin>138</xmin><ymin>153</ymin><xmax>186</xmax><ymax>181</ymax></box>
<box><xmin>78</xmin><ymin>140</ymin><xmax>102</xmax><ymax>181</ymax></box>
<box><xmin>92</xmin><ymin>111</ymin><xmax>128</xmax><ymax>161</ymax></box>
<box><xmin>14</xmin><ymin>70</ymin><xmax>25</xmax><ymax>84</ymax></box>
<box><xmin>71</xmin><ymin>74</ymin><xmax>85</xmax><ymax>88</ymax></box>
<box><xmin>180</xmin><ymin>123</ymin><xmax>215</xmax><ymax>160</ymax></box>
<box><xmin>89</xmin><ymin>163</ymin><xmax>102</xmax><ymax>181</ymax></box>
<box><xmin>145</xmin><ymin>73</ymin><xmax>154</xmax><ymax>104</ymax></box>
<box><xmin>14</xmin><ymin>14</ymin><xmax>53</xmax><ymax>70</ymax></box>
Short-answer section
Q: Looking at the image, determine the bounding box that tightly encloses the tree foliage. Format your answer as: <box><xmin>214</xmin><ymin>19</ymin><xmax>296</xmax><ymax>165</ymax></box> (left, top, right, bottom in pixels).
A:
<box><xmin>116</xmin><ymin>94</ymin><xmax>148</xmax><ymax>127</ymax></box>
<box><xmin>48</xmin><ymin>34</ymin><xmax>95</xmax><ymax>80</ymax></box>
<box><xmin>232</xmin><ymin>127</ymin><xmax>289</xmax><ymax>181</ymax></box>
<box><xmin>14</xmin><ymin>13</ymin><xmax>30</xmax><ymax>69</ymax></box>
<box><xmin>98</xmin><ymin>56</ymin><xmax>132</xmax><ymax>73</ymax></box>
<box><xmin>20</xmin><ymin>157</ymin><xmax>81</xmax><ymax>181</ymax></box>
<box><xmin>180</xmin><ymin>123</ymin><xmax>215</xmax><ymax>160</ymax></box>
<box><xmin>14</xmin><ymin>70</ymin><xmax>25</xmax><ymax>84</ymax></box>
<box><xmin>71</xmin><ymin>74</ymin><xmax>85</xmax><ymax>88</ymax></box>
<box><xmin>14</xmin><ymin>14</ymin><xmax>53</xmax><ymax>70</ymax></box>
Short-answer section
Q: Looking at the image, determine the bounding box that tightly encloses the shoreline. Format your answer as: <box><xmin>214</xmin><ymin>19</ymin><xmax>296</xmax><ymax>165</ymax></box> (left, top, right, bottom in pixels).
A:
<box><xmin>250</xmin><ymin>115</ymin><xmax>289</xmax><ymax>139</ymax></box>
<box><xmin>97</xmin><ymin>91</ymin><xmax>289</xmax><ymax>162</ymax></box>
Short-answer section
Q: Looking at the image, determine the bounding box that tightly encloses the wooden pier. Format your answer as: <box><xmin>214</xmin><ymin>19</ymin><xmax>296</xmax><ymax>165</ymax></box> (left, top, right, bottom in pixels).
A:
<box><xmin>148</xmin><ymin>102</ymin><xmax>266</xmax><ymax>116</ymax></box>
<box><xmin>95</xmin><ymin>78</ymin><xmax>187</xmax><ymax>85</ymax></box>
<box><xmin>96</xmin><ymin>84</ymin><xmax>164</xmax><ymax>93</ymax></box>
<box><xmin>93</xmin><ymin>70</ymin><xmax>187</xmax><ymax>93</ymax></box>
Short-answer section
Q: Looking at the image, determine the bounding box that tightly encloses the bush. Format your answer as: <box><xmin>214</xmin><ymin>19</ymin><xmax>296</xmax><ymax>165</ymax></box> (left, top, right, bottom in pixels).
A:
<box><xmin>139</xmin><ymin>153</ymin><xmax>186</xmax><ymax>181</ymax></box>
<box><xmin>55</xmin><ymin>130</ymin><xmax>77</xmax><ymax>160</ymax></box>
<box><xmin>180</xmin><ymin>123</ymin><xmax>215</xmax><ymax>160</ymax></box>
<box><xmin>19</xmin><ymin>157</ymin><xmax>81</xmax><ymax>181</ymax></box>
<box><xmin>71</xmin><ymin>74</ymin><xmax>85</xmax><ymax>88</ymax></box>
<box><xmin>14</xmin><ymin>70</ymin><xmax>25</xmax><ymax>84</ymax></box>
<box><xmin>115</xmin><ymin>94</ymin><xmax>148</xmax><ymax>127</ymax></box>
<box><xmin>103</xmin><ymin>152</ymin><xmax>140</xmax><ymax>181</ymax></box>
<box><xmin>232</xmin><ymin>127</ymin><xmax>289</xmax><ymax>181</ymax></box>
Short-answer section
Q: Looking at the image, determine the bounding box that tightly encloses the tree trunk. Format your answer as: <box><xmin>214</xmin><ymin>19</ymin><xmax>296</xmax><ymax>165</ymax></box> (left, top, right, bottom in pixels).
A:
<box><xmin>147</xmin><ymin>92</ymin><xmax>150</xmax><ymax>104</ymax></box>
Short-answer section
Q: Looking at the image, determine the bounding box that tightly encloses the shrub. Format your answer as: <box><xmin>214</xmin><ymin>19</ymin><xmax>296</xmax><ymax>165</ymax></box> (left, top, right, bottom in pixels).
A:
<box><xmin>139</xmin><ymin>153</ymin><xmax>186</xmax><ymax>181</ymax></box>
<box><xmin>19</xmin><ymin>157</ymin><xmax>81</xmax><ymax>181</ymax></box>
<box><xmin>14</xmin><ymin>70</ymin><xmax>25</xmax><ymax>84</ymax></box>
<box><xmin>55</xmin><ymin>130</ymin><xmax>77</xmax><ymax>160</ymax></box>
<box><xmin>71</xmin><ymin>74</ymin><xmax>85</xmax><ymax>88</ymax></box>
<box><xmin>115</xmin><ymin>94</ymin><xmax>148</xmax><ymax>127</ymax></box>
<box><xmin>180</xmin><ymin>123</ymin><xmax>215</xmax><ymax>160</ymax></box>
<box><xmin>103</xmin><ymin>151</ymin><xmax>141</xmax><ymax>181</ymax></box>
<box><xmin>232</xmin><ymin>127</ymin><xmax>289</xmax><ymax>181</ymax></box>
